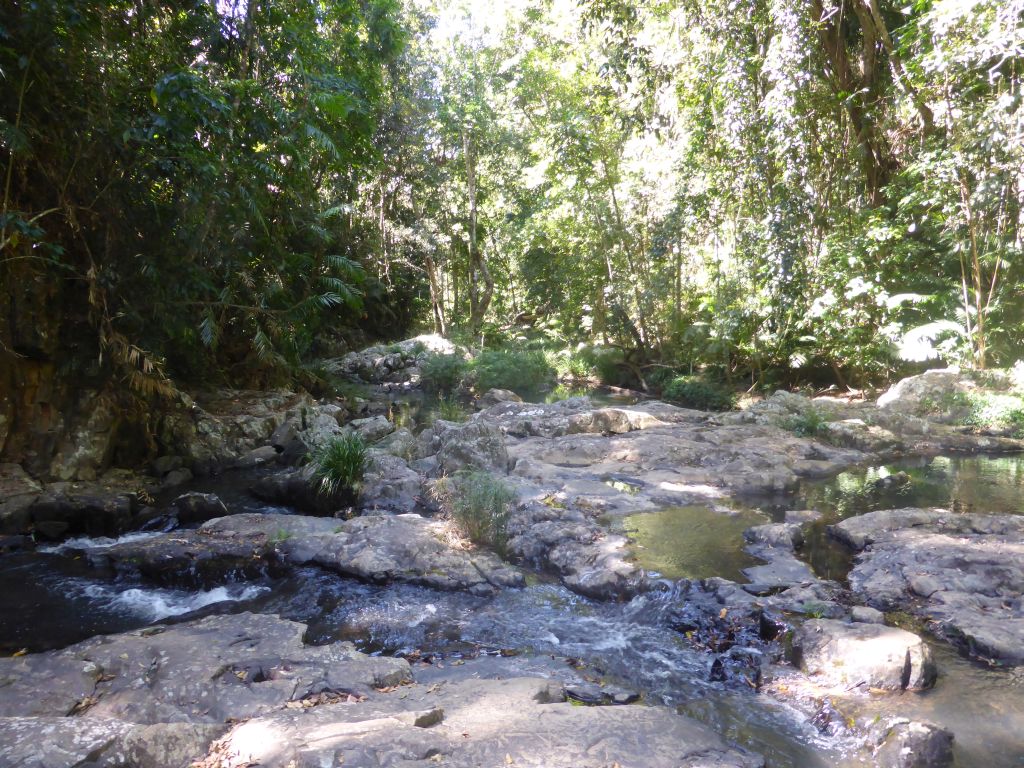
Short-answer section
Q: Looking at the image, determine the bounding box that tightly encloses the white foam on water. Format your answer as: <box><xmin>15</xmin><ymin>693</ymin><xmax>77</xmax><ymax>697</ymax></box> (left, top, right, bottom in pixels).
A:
<box><xmin>82</xmin><ymin>583</ymin><xmax>269</xmax><ymax>621</ymax></box>
<box><xmin>39</xmin><ymin>531</ymin><xmax>163</xmax><ymax>554</ymax></box>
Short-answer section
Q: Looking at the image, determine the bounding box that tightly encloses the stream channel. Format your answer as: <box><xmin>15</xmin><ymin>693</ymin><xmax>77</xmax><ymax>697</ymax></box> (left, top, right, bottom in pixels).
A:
<box><xmin>2</xmin><ymin>447</ymin><xmax>1023</xmax><ymax>766</ymax></box>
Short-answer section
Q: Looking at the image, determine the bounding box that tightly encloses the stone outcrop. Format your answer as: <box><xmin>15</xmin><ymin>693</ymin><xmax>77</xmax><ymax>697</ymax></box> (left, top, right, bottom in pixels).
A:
<box><xmin>94</xmin><ymin>512</ymin><xmax>523</xmax><ymax>596</ymax></box>
<box><xmin>830</xmin><ymin>508</ymin><xmax>1024</xmax><ymax>664</ymax></box>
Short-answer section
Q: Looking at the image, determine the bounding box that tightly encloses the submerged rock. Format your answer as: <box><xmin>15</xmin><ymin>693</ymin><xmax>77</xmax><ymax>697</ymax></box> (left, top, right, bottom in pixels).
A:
<box><xmin>792</xmin><ymin>619</ymin><xmax>936</xmax><ymax>691</ymax></box>
<box><xmin>870</xmin><ymin>718</ymin><xmax>955</xmax><ymax>768</ymax></box>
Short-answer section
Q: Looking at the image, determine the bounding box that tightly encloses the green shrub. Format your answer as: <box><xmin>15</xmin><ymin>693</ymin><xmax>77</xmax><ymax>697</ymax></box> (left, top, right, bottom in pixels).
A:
<box><xmin>588</xmin><ymin>347</ymin><xmax>630</xmax><ymax>387</ymax></box>
<box><xmin>450</xmin><ymin>470</ymin><xmax>515</xmax><ymax>556</ymax></box>
<box><xmin>549</xmin><ymin>349</ymin><xmax>595</xmax><ymax>382</ymax></box>
<box><xmin>310</xmin><ymin>434</ymin><xmax>367</xmax><ymax>500</ymax></box>
<box><xmin>471</xmin><ymin>348</ymin><xmax>556</xmax><ymax>394</ymax></box>
<box><xmin>662</xmin><ymin>376</ymin><xmax>735</xmax><ymax>411</ymax></box>
<box><xmin>785</xmin><ymin>406</ymin><xmax>829</xmax><ymax>437</ymax></box>
<box><xmin>420</xmin><ymin>353</ymin><xmax>468</xmax><ymax>394</ymax></box>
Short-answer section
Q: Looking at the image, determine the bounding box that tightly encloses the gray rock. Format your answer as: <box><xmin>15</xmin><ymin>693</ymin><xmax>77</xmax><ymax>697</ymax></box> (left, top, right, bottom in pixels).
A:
<box><xmin>851</xmin><ymin>606</ymin><xmax>885</xmax><ymax>624</ymax></box>
<box><xmin>200</xmin><ymin>676</ymin><xmax>763</xmax><ymax>768</ymax></box>
<box><xmin>151</xmin><ymin>455</ymin><xmax>184</xmax><ymax>476</ymax></box>
<box><xmin>159</xmin><ymin>467</ymin><xmax>193</xmax><ymax>488</ymax></box>
<box><xmin>478</xmin><ymin>388</ymin><xmax>522</xmax><ymax>408</ymax></box>
<box><xmin>871</xmin><ymin>719</ymin><xmax>954</xmax><ymax>768</ymax></box>
<box><xmin>0</xmin><ymin>716</ymin><xmax>135</xmax><ymax>767</ymax></box>
<box><xmin>0</xmin><ymin>463</ymin><xmax>43</xmax><ymax>533</ymax></box>
<box><xmin>360</xmin><ymin>451</ymin><xmax>422</xmax><ymax>513</ymax></box>
<box><xmin>428</xmin><ymin>420</ymin><xmax>510</xmax><ymax>474</ymax></box>
<box><xmin>102</xmin><ymin>512</ymin><xmax>523</xmax><ymax>596</ymax></box>
<box><xmin>235</xmin><ymin>444</ymin><xmax>279</xmax><ymax>468</ymax></box>
<box><xmin>0</xmin><ymin>613</ymin><xmax>410</xmax><ymax>725</ymax></box>
<box><xmin>834</xmin><ymin>508</ymin><xmax>1024</xmax><ymax>663</ymax></box>
<box><xmin>792</xmin><ymin>619</ymin><xmax>936</xmax><ymax>691</ymax></box>
<box><xmin>347</xmin><ymin>414</ymin><xmax>395</xmax><ymax>443</ymax></box>
<box><xmin>170</xmin><ymin>492</ymin><xmax>229</xmax><ymax>525</ymax></box>
<box><xmin>567</xmin><ymin>407</ymin><xmax>668</xmax><ymax>434</ymax></box>
<box><xmin>744</xmin><ymin>523</ymin><xmax>803</xmax><ymax>549</ymax></box>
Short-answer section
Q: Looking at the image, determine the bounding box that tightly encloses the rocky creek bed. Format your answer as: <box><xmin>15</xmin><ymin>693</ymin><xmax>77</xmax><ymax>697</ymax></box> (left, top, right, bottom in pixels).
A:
<box><xmin>2</xmin><ymin>359</ymin><xmax>1024</xmax><ymax>767</ymax></box>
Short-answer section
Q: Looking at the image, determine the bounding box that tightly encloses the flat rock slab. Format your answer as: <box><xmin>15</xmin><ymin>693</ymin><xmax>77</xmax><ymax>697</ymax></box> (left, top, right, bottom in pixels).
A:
<box><xmin>831</xmin><ymin>508</ymin><xmax>1024</xmax><ymax>664</ymax></box>
<box><xmin>198</xmin><ymin>676</ymin><xmax>764</xmax><ymax>768</ymax></box>
<box><xmin>0</xmin><ymin>613</ymin><xmax>409</xmax><ymax>725</ymax></box>
<box><xmin>0</xmin><ymin>718</ymin><xmax>224</xmax><ymax>768</ymax></box>
<box><xmin>793</xmin><ymin>618</ymin><xmax>936</xmax><ymax>691</ymax></box>
<box><xmin>98</xmin><ymin>512</ymin><xmax>523</xmax><ymax>596</ymax></box>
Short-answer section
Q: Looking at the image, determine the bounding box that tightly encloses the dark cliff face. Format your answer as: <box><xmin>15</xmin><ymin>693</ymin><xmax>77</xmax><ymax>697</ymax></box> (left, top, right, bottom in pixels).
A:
<box><xmin>0</xmin><ymin>259</ymin><xmax>151</xmax><ymax>480</ymax></box>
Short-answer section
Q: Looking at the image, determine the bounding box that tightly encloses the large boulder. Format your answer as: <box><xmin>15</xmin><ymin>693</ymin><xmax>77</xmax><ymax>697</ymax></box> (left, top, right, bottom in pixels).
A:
<box><xmin>98</xmin><ymin>512</ymin><xmax>523</xmax><ymax>596</ymax></box>
<box><xmin>792</xmin><ymin>619</ymin><xmax>936</xmax><ymax>691</ymax></box>
<box><xmin>423</xmin><ymin>419</ymin><xmax>510</xmax><ymax>474</ymax></box>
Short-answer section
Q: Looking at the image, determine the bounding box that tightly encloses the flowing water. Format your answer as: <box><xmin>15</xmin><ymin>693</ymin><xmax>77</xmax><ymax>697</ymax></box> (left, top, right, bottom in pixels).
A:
<box><xmin>3</xmin><ymin>454</ymin><xmax>1024</xmax><ymax>766</ymax></box>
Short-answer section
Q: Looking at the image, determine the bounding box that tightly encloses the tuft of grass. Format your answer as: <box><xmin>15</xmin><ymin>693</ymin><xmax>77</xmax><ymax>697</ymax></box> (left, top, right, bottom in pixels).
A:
<box><xmin>448</xmin><ymin>470</ymin><xmax>515</xmax><ymax>556</ymax></box>
<box><xmin>311</xmin><ymin>434</ymin><xmax>367</xmax><ymax>499</ymax></box>
<box><xmin>436</xmin><ymin>395</ymin><xmax>468</xmax><ymax>423</ymax></box>
<box><xmin>785</xmin><ymin>406</ymin><xmax>829</xmax><ymax>438</ymax></box>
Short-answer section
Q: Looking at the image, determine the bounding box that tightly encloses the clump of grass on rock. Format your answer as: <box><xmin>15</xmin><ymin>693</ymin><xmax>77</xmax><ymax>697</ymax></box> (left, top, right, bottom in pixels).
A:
<box><xmin>310</xmin><ymin>433</ymin><xmax>367</xmax><ymax>502</ymax></box>
<box><xmin>435</xmin><ymin>470</ymin><xmax>516</xmax><ymax>557</ymax></box>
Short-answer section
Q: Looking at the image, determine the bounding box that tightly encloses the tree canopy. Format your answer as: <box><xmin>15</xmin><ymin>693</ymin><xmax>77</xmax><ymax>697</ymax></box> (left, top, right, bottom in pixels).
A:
<box><xmin>2</xmin><ymin>0</ymin><xmax>1022</xmax><ymax>396</ymax></box>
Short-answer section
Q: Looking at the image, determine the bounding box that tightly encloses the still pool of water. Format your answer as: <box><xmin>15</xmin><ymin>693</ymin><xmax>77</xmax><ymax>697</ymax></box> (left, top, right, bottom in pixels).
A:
<box><xmin>622</xmin><ymin>505</ymin><xmax>769</xmax><ymax>581</ymax></box>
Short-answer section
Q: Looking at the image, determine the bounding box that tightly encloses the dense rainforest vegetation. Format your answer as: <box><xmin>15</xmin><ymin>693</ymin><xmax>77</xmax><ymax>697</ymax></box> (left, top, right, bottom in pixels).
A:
<box><xmin>1</xmin><ymin>0</ymin><xmax>1022</xmax><ymax>407</ymax></box>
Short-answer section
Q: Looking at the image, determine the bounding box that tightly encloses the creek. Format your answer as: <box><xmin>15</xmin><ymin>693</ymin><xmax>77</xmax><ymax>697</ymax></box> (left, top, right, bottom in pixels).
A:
<box><xmin>2</xmin><ymin>453</ymin><xmax>1023</xmax><ymax>766</ymax></box>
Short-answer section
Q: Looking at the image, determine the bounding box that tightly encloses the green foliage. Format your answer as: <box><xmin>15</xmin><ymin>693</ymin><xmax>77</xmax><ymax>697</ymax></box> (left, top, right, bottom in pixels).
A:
<box><xmin>548</xmin><ymin>350</ymin><xmax>596</xmax><ymax>381</ymax></box>
<box><xmin>784</xmin><ymin>407</ymin><xmax>830</xmax><ymax>438</ymax></box>
<box><xmin>921</xmin><ymin>390</ymin><xmax>1024</xmax><ymax>438</ymax></box>
<box><xmin>449</xmin><ymin>470</ymin><xmax>516</xmax><ymax>556</ymax></box>
<box><xmin>662</xmin><ymin>376</ymin><xmax>735</xmax><ymax>411</ymax></box>
<box><xmin>436</xmin><ymin>395</ymin><xmax>468</xmax><ymax>423</ymax></box>
<box><xmin>471</xmin><ymin>349</ymin><xmax>556</xmax><ymax>394</ymax></box>
<box><xmin>310</xmin><ymin>434</ymin><xmax>367</xmax><ymax>500</ymax></box>
<box><xmin>420</xmin><ymin>353</ymin><xmax>469</xmax><ymax>394</ymax></box>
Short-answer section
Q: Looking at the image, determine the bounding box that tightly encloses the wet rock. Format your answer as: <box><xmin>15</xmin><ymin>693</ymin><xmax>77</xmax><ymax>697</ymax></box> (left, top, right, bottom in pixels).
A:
<box><xmin>105</xmin><ymin>512</ymin><xmax>523</xmax><ymax>595</ymax></box>
<box><xmin>852</xmin><ymin>606</ymin><xmax>885</xmax><ymax>624</ymax></box>
<box><xmin>159</xmin><ymin>467</ymin><xmax>193</xmax><ymax>488</ymax></box>
<box><xmin>0</xmin><ymin>613</ymin><xmax>410</xmax><ymax>726</ymax></box>
<box><xmin>27</xmin><ymin>490</ymin><xmax>136</xmax><ymax>538</ymax></box>
<box><xmin>744</xmin><ymin>523</ymin><xmax>803</xmax><ymax>549</ymax></box>
<box><xmin>200</xmin><ymin>675</ymin><xmax>763</xmax><ymax>768</ymax></box>
<box><xmin>478</xmin><ymin>388</ymin><xmax>522</xmax><ymax>408</ymax></box>
<box><xmin>871</xmin><ymin>718</ymin><xmax>954</xmax><ymax>768</ymax></box>
<box><xmin>784</xmin><ymin>509</ymin><xmax>822</xmax><ymax>524</ymax></box>
<box><xmin>0</xmin><ymin>463</ymin><xmax>42</xmax><ymax>533</ymax></box>
<box><xmin>565</xmin><ymin>682</ymin><xmax>640</xmax><ymax>705</ymax></box>
<box><xmin>235</xmin><ymin>445</ymin><xmax>279</xmax><ymax>468</ymax></box>
<box><xmin>792</xmin><ymin>619</ymin><xmax>936</xmax><ymax>691</ymax></box>
<box><xmin>170</xmin><ymin>492</ymin><xmax>229</xmax><ymax>525</ymax></box>
<box><xmin>832</xmin><ymin>508</ymin><xmax>1024</xmax><ymax>664</ymax></box>
<box><xmin>151</xmin><ymin>455</ymin><xmax>184</xmax><ymax>476</ymax></box>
